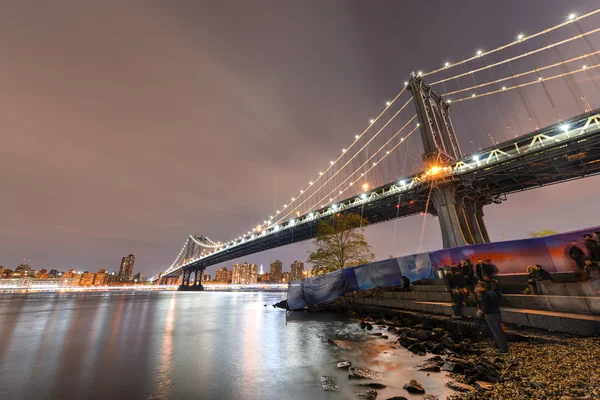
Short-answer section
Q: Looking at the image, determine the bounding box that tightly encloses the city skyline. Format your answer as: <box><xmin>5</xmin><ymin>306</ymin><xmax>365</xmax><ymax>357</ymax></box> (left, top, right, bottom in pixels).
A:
<box><xmin>1</xmin><ymin>1</ymin><xmax>600</xmax><ymax>277</ymax></box>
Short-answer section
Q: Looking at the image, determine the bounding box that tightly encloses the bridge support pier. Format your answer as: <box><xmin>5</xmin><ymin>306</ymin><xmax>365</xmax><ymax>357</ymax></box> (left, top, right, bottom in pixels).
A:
<box><xmin>431</xmin><ymin>185</ymin><xmax>490</xmax><ymax>248</ymax></box>
<box><xmin>179</xmin><ymin>266</ymin><xmax>205</xmax><ymax>291</ymax></box>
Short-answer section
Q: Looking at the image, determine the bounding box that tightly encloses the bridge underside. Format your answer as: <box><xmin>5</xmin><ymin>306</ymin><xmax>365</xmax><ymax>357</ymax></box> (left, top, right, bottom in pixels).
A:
<box><xmin>164</xmin><ymin>110</ymin><xmax>600</xmax><ymax>278</ymax></box>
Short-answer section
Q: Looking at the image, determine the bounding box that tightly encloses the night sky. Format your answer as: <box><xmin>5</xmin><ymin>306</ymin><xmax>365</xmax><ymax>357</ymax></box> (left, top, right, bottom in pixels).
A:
<box><xmin>2</xmin><ymin>0</ymin><xmax>600</xmax><ymax>278</ymax></box>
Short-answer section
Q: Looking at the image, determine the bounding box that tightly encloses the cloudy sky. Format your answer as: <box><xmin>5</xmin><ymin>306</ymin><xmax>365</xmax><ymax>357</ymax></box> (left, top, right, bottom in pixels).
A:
<box><xmin>1</xmin><ymin>0</ymin><xmax>600</xmax><ymax>277</ymax></box>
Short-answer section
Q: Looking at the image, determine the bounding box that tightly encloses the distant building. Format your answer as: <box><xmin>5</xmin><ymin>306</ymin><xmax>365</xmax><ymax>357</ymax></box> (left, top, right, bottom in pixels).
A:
<box><xmin>289</xmin><ymin>261</ymin><xmax>304</xmax><ymax>281</ymax></box>
<box><xmin>259</xmin><ymin>272</ymin><xmax>270</xmax><ymax>283</ymax></box>
<box><xmin>48</xmin><ymin>269</ymin><xmax>59</xmax><ymax>278</ymax></box>
<box><xmin>80</xmin><ymin>272</ymin><xmax>95</xmax><ymax>287</ymax></box>
<box><xmin>94</xmin><ymin>269</ymin><xmax>107</xmax><ymax>286</ymax></box>
<box><xmin>232</xmin><ymin>263</ymin><xmax>258</xmax><ymax>284</ymax></box>
<box><xmin>36</xmin><ymin>269</ymin><xmax>49</xmax><ymax>279</ymax></box>
<box><xmin>61</xmin><ymin>269</ymin><xmax>82</xmax><ymax>286</ymax></box>
<box><xmin>133</xmin><ymin>272</ymin><xmax>142</xmax><ymax>282</ymax></box>
<box><xmin>215</xmin><ymin>267</ymin><xmax>232</xmax><ymax>283</ymax></box>
<box><xmin>117</xmin><ymin>254</ymin><xmax>135</xmax><ymax>282</ymax></box>
<box><xmin>270</xmin><ymin>260</ymin><xmax>283</xmax><ymax>283</ymax></box>
<box><xmin>282</xmin><ymin>272</ymin><xmax>290</xmax><ymax>283</ymax></box>
<box><xmin>12</xmin><ymin>262</ymin><xmax>31</xmax><ymax>278</ymax></box>
<box><xmin>303</xmin><ymin>269</ymin><xmax>313</xmax><ymax>279</ymax></box>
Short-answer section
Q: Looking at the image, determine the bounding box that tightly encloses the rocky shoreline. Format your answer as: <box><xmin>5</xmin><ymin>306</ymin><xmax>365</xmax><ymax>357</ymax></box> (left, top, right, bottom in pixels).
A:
<box><xmin>282</xmin><ymin>288</ymin><xmax>600</xmax><ymax>399</ymax></box>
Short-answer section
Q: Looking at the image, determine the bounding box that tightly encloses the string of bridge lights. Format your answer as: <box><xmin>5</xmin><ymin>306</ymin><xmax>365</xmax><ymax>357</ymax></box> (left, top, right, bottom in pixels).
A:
<box><xmin>441</xmin><ymin>49</ymin><xmax>600</xmax><ymax>97</ymax></box>
<box><xmin>422</xmin><ymin>10</ymin><xmax>599</xmax><ymax>79</ymax></box>
<box><xmin>449</xmin><ymin>62</ymin><xmax>600</xmax><ymax>103</ymax></box>
<box><xmin>224</xmin><ymin>88</ymin><xmax>411</xmax><ymax>244</ymax></box>
<box><xmin>429</xmin><ymin>25</ymin><xmax>600</xmax><ymax>86</ymax></box>
<box><xmin>313</xmin><ymin>116</ymin><xmax>419</xmax><ymax>209</ymax></box>
<box><xmin>274</xmin><ymin>98</ymin><xmax>414</xmax><ymax>226</ymax></box>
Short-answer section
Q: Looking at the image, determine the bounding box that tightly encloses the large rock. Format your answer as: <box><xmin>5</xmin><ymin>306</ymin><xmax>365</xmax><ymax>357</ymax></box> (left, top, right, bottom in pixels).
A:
<box><xmin>417</xmin><ymin>362</ymin><xmax>441</xmax><ymax>372</ymax></box>
<box><xmin>354</xmin><ymin>389</ymin><xmax>378</xmax><ymax>399</ymax></box>
<box><xmin>320</xmin><ymin>376</ymin><xmax>339</xmax><ymax>391</ymax></box>
<box><xmin>399</xmin><ymin>337</ymin><xmax>419</xmax><ymax>348</ymax></box>
<box><xmin>385</xmin><ymin>397</ymin><xmax>407</xmax><ymax>400</ymax></box>
<box><xmin>402</xmin><ymin>379</ymin><xmax>425</xmax><ymax>394</ymax></box>
<box><xmin>407</xmin><ymin>343</ymin><xmax>427</xmax><ymax>356</ymax></box>
<box><xmin>425</xmin><ymin>355</ymin><xmax>444</xmax><ymax>365</ymax></box>
<box><xmin>430</xmin><ymin>343</ymin><xmax>445</xmax><ymax>354</ymax></box>
<box><xmin>440</xmin><ymin>334</ymin><xmax>457</xmax><ymax>349</ymax></box>
<box><xmin>442</xmin><ymin>361</ymin><xmax>467</xmax><ymax>374</ymax></box>
<box><xmin>408</xmin><ymin>329</ymin><xmax>429</xmax><ymax>341</ymax></box>
<box><xmin>446</xmin><ymin>381</ymin><xmax>476</xmax><ymax>393</ymax></box>
<box><xmin>348</xmin><ymin>366</ymin><xmax>383</xmax><ymax>380</ymax></box>
<box><xmin>423</xmin><ymin>340</ymin><xmax>437</xmax><ymax>350</ymax></box>
<box><xmin>337</xmin><ymin>361</ymin><xmax>352</xmax><ymax>369</ymax></box>
<box><xmin>465</xmin><ymin>359</ymin><xmax>500</xmax><ymax>382</ymax></box>
<box><xmin>432</xmin><ymin>327</ymin><xmax>445</xmax><ymax>337</ymax></box>
<box><xmin>357</xmin><ymin>383</ymin><xmax>387</xmax><ymax>389</ymax></box>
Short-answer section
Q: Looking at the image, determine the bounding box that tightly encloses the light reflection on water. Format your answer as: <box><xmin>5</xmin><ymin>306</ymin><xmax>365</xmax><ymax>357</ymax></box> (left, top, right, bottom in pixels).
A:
<box><xmin>0</xmin><ymin>291</ymin><xmax>449</xmax><ymax>400</ymax></box>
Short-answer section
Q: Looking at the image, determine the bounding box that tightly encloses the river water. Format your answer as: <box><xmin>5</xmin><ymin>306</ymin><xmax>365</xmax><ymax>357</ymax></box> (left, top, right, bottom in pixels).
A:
<box><xmin>0</xmin><ymin>291</ymin><xmax>450</xmax><ymax>400</ymax></box>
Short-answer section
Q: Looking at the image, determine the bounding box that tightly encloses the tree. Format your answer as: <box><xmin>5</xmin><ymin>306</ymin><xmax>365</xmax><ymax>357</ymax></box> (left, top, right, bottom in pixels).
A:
<box><xmin>529</xmin><ymin>229</ymin><xmax>557</xmax><ymax>238</ymax></box>
<box><xmin>307</xmin><ymin>213</ymin><xmax>375</xmax><ymax>276</ymax></box>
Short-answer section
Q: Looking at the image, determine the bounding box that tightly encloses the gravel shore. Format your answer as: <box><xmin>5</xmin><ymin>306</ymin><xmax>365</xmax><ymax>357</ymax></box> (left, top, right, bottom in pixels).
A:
<box><xmin>457</xmin><ymin>337</ymin><xmax>600</xmax><ymax>400</ymax></box>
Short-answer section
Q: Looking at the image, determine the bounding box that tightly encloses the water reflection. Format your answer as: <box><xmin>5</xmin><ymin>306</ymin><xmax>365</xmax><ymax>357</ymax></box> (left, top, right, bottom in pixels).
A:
<box><xmin>0</xmin><ymin>291</ymin><xmax>448</xmax><ymax>400</ymax></box>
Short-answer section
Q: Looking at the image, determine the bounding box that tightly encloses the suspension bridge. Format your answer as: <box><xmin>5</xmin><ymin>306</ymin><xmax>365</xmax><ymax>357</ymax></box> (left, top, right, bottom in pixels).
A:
<box><xmin>152</xmin><ymin>10</ymin><xmax>600</xmax><ymax>289</ymax></box>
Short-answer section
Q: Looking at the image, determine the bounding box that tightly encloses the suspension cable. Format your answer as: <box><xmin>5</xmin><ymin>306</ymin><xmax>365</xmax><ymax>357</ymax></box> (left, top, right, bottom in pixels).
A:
<box><xmin>442</xmin><ymin>50</ymin><xmax>600</xmax><ymax>97</ymax></box>
<box><xmin>422</xmin><ymin>8</ymin><xmax>600</xmax><ymax>78</ymax></box>
<box><xmin>275</xmin><ymin>98</ymin><xmax>414</xmax><ymax>224</ymax></box>
<box><xmin>451</xmin><ymin>64</ymin><xmax>600</xmax><ymax>102</ymax></box>
<box><xmin>430</xmin><ymin>26</ymin><xmax>600</xmax><ymax>86</ymax></box>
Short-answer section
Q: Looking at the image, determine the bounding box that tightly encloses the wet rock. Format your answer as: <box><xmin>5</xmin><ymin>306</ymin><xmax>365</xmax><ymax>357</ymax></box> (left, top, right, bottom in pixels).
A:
<box><xmin>354</xmin><ymin>389</ymin><xmax>377</xmax><ymax>400</ymax></box>
<box><xmin>442</xmin><ymin>361</ymin><xmax>468</xmax><ymax>374</ymax></box>
<box><xmin>348</xmin><ymin>366</ymin><xmax>383</xmax><ymax>380</ymax></box>
<box><xmin>474</xmin><ymin>381</ymin><xmax>494</xmax><ymax>392</ymax></box>
<box><xmin>399</xmin><ymin>337</ymin><xmax>419</xmax><ymax>348</ymax></box>
<box><xmin>425</xmin><ymin>355</ymin><xmax>444</xmax><ymax>364</ymax></box>
<box><xmin>417</xmin><ymin>362</ymin><xmax>441</xmax><ymax>372</ymax></box>
<box><xmin>407</xmin><ymin>343</ymin><xmax>427</xmax><ymax>356</ymax></box>
<box><xmin>423</xmin><ymin>396</ymin><xmax>439</xmax><ymax>400</ymax></box>
<box><xmin>402</xmin><ymin>379</ymin><xmax>425</xmax><ymax>394</ymax></box>
<box><xmin>272</xmin><ymin>300</ymin><xmax>287</xmax><ymax>309</ymax></box>
<box><xmin>465</xmin><ymin>359</ymin><xmax>500</xmax><ymax>382</ymax></box>
<box><xmin>366</xmin><ymin>323</ymin><xmax>373</xmax><ymax>331</ymax></box>
<box><xmin>328</xmin><ymin>339</ymin><xmax>353</xmax><ymax>350</ymax></box>
<box><xmin>430</xmin><ymin>343</ymin><xmax>445</xmax><ymax>354</ymax></box>
<box><xmin>385</xmin><ymin>397</ymin><xmax>407</xmax><ymax>400</ymax></box>
<box><xmin>320</xmin><ymin>376</ymin><xmax>339</xmax><ymax>391</ymax></box>
<box><xmin>413</xmin><ymin>324</ymin><xmax>424</xmax><ymax>329</ymax></box>
<box><xmin>337</xmin><ymin>361</ymin><xmax>352</xmax><ymax>369</ymax></box>
<box><xmin>381</xmin><ymin>335</ymin><xmax>389</xmax><ymax>339</ymax></box>
<box><xmin>360</xmin><ymin>321</ymin><xmax>367</xmax><ymax>329</ymax></box>
<box><xmin>408</xmin><ymin>329</ymin><xmax>429</xmax><ymax>341</ymax></box>
<box><xmin>357</xmin><ymin>383</ymin><xmax>387</xmax><ymax>389</ymax></box>
<box><xmin>371</xmin><ymin>332</ymin><xmax>383</xmax><ymax>336</ymax></box>
<box><xmin>440</xmin><ymin>334</ymin><xmax>457</xmax><ymax>349</ymax></box>
<box><xmin>432</xmin><ymin>327</ymin><xmax>445</xmax><ymax>337</ymax></box>
<box><xmin>423</xmin><ymin>340</ymin><xmax>437</xmax><ymax>350</ymax></box>
<box><xmin>446</xmin><ymin>380</ymin><xmax>476</xmax><ymax>393</ymax></box>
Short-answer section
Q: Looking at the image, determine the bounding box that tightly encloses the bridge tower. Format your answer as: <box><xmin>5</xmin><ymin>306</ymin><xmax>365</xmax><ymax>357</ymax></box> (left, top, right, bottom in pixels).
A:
<box><xmin>407</xmin><ymin>74</ymin><xmax>490</xmax><ymax>248</ymax></box>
